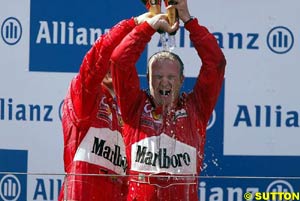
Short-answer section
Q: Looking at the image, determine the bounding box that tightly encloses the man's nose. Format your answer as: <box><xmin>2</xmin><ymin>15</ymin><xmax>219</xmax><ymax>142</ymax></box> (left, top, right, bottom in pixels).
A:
<box><xmin>160</xmin><ymin>80</ymin><xmax>172</xmax><ymax>89</ymax></box>
<box><xmin>160</xmin><ymin>77</ymin><xmax>169</xmax><ymax>85</ymax></box>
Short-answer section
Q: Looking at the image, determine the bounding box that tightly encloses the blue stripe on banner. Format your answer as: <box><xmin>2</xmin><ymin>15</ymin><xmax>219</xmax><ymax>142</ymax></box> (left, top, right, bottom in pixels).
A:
<box><xmin>29</xmin><ymin>0</ymin><xmax>146</xmax><ymax>73</ymax></box>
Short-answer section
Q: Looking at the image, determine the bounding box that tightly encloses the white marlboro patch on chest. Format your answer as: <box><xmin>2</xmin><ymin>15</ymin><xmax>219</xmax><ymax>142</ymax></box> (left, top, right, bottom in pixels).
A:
<box><xmin>74</xmin><ymin>127</ymin><xmax>127</xmax><ymax>175</ymax></box>
<box><xmin>131</xmin><ymin>134</ymin><xmax>197</xmax><ymax>174</ymax></box>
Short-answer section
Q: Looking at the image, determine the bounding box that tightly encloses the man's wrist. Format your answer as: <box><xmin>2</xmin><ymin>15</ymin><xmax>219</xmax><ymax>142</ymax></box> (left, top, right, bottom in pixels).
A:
<box><xmin>183</xmin><ymin>16</ymin><xmax>194</xmax><ymax>25</ymax></box>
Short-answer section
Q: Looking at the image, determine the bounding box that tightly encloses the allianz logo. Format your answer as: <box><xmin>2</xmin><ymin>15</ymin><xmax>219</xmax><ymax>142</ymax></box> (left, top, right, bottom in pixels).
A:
<box><xmin>207</xmin><ymin>110</ymin><xmax>216</xmax><ymax>130</ymax></box>
<box><xmin>215</xmin><ymin>25</ymin><xmax>294</xmax><ymax>54</ymax></box>
<box><xmin>0</xmin><ymin>175</ymin><xmax>21</xmax><ymax>201</ymax></box>
<box><xmin>165</xmin><ymin>26</ymin><xmax>294</xmax><ymax>54</ymax></box>
<box><xmin>198</xmin><ymin>179</ymin><xmax>295</xmax><ymax>201</ymax></box>
<box><xmin>0</xmin><ymin>97</ymin><xmax>58</xmax><ymax>122</ymax></box>
<box><xmin>233</xmin><ymin>105</ymin><xmax>299</xmax><ymax>128</ymax></box>
<box><xmin>35</xmin><ymin>21</ymin><xmax>109</xmax><ymax>46</ymax></box>
<box><xmin>1</xmin><ymin>17</ymin><xmax>22</xmax><ymax>45</ymax></box>
<box><xmin>32</xmin><ymin>20</ymin><xmax>295</xmax><ymax>54</ymax></box>
<box><xmin>0</xmin><ymin>17</ymin><xmax>296</xmax><ymax>54</ymax></box>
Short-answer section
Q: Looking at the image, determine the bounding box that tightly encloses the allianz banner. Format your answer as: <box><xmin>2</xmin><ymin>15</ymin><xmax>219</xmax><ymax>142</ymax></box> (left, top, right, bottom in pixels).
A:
<box><xmin>0</xmin><ymin>0</ymin><xmax>299</xmax><ymax>200</ymax></box>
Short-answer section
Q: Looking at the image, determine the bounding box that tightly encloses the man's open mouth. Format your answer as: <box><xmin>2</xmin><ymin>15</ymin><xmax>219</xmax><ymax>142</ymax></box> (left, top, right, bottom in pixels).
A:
<box><xmin>159</xmin><ymin>89</ymin><xmax>171</xmax><ymax>96</ymax></box>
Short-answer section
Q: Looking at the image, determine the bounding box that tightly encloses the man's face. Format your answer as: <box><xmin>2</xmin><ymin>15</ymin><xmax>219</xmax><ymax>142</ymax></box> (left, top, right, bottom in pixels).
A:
<box><xmin>102</xmin><ymin>70</ymin><xmax>113</xmax><ymax>91</ymax></box>
<box><xmin>148</xmin><ymin>58</ymin><xmax>184</xmax><ymax>108</ymax></box>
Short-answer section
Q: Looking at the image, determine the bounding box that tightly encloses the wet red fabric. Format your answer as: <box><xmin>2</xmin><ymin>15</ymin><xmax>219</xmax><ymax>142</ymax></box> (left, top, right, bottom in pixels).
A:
<box><xmin>111</xmin><ymin>19</ymin><xmax>226</xmax><ymax>201</ymax></box>
<box><xmin>58</xmin><ymin>18</ymin><xmax>136</xmax><ymax>201</ymax></box>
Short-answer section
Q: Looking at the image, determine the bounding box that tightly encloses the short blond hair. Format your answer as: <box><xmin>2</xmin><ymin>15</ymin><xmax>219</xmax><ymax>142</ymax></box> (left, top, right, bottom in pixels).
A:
<box><xmin>147</xmin><ymin>51</ymin><xmax>184</xmax><ymax>75</ymax></box>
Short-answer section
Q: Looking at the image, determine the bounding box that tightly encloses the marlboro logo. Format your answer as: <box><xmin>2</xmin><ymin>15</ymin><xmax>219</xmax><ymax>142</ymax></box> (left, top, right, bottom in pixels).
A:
<box><xmin>74</xmin><ymin>127</ymin><xmax>127</xmax><ymax>174</ymax></box>
<box><xmin>131</xmin><ymin>134</ymin><xmax>197</xmax><ymax>174</ymax></box>
<box><xmin>92</xmin><ymin>137</ymin><xmax>127</xmax><ymax>172</ymax></box>
<box><xmin>135</xmin><ymin>145</ymin><xmax>191</xmax><ymax>168</ymax></box>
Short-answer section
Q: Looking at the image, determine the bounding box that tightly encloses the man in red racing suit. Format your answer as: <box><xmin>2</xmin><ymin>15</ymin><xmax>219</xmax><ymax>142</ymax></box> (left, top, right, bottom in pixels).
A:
<box><xmin>58</xmin><ymin>17</ymin><xmax>140</xmax><ymax>201</ymax></box>
<box><xmin>110</xmin><ymin>1</ymin><xmax>226</xmax><ymax>200</ymax></box>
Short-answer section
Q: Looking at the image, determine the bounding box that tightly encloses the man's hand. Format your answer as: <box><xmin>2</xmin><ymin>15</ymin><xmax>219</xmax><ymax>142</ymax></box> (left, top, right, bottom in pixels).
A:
<box><xmin>135</xmin><ymin>12</ymin><xmax>154</xmax><ymax>25</ymax></box>
<box><xmin>146</xmin><ymin>13</ymin><xmax>179</xmax><ymax>33</ymax></box>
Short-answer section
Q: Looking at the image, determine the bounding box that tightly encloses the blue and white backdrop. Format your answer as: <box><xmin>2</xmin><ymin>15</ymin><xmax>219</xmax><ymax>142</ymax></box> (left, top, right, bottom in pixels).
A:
<box><xmin>1</xmin><ymin>0</ymin><xmax>299</xmax><ymax>200</ymax></box>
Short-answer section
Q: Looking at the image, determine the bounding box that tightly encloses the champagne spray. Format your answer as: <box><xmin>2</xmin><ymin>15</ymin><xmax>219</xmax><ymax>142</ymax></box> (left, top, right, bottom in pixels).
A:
<box><xmin>149</xmin><ymin>0</ymin><xmax>168</xmax><ymax>50</ymax></box>
<box><xmin>141</xmin><ymin>0</ymin><xmax>168</xmax><ymax>50</ymax></box>
<box><xmin>140</xmin><ymin>0</ymin><xmax>178</xmax><ymax>51</ymax></box>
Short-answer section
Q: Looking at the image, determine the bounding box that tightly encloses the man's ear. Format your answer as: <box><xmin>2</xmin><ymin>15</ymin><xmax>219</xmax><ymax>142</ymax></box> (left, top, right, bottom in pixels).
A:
<box><xmin>180</xmin><ymin>75</ymin><xmax>185</xmax><ymax>84</ymax></box>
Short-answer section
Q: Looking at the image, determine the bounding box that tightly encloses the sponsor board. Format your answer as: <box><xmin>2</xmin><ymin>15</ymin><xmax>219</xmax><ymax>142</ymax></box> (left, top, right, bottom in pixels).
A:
<box><xmin>0</xmin><ymin>149</ymin><xmax>27</xmax><ymax>201</ymax></box>
<box><xmin>29</xmin><ymin>0</ymin><xmax>147</xmax><ymax>73</ymax></box>
<box><xmin>199</xmin><ymin>178</ymin><xmax>300</xmax><ymax>201</ymax></box>
<box><xmin>1</xmin><ymin>0</ymin><xmax>300</xmax><ymax>200</ymax></box>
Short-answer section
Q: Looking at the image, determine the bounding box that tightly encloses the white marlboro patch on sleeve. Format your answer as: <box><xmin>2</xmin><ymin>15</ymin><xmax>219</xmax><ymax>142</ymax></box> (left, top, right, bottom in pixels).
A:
<box><xmin>131</xmin><ymin>133</ymin><xmax>197</xmax><ymax>174</ymax></box>
<box><xmin>74</xmin><ymin>127</ymin><xmax>127</xmax><ymax>175</ymax></box>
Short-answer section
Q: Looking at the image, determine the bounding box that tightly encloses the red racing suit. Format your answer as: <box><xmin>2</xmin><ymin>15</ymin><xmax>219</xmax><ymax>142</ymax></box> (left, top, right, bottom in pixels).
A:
<box><xmin>58</xmin><ymin>18</ymin><xmax>136</xmax><ymax>201</ymax></box>
<box><xmin>111</xmin><ymin>18</ymin><xmax>226</xmax><ymax>201</ymax></box>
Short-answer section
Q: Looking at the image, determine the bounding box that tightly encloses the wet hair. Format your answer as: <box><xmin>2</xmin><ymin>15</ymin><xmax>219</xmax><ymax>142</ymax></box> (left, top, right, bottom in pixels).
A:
<box><xmin>147</xmin><ymin>51</ymin><xmax>184</xmax><ymax>76</ymax></box>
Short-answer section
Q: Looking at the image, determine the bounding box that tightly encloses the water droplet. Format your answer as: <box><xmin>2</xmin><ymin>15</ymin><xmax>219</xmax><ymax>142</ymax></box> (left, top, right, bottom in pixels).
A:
<box><xmin>201</xmin><ymin>162</ymin><xmax>208</xmax><ymax>170</ymax></box>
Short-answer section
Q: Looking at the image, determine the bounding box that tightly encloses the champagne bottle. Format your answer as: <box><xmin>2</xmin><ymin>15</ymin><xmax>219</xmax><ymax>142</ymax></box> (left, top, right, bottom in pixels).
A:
<box><xmin>165</xmin><ymin>0</ymin><xmax>177</xmax><ymax>26</ymax></box>
<box><xmin>164</xmin><ymin>0</ymin><xmax>178</xmax><ymax>50</ymax></box>
<box><xmin>149</xmin><ymin>0</ymin><xmax>161</xmax><ymax>15</ymax></box>
<box><xmin>140</xmin><ymin>0</ymin><xmax>161</xmax><ymax>15</ymax></box>
<box><xmin>140</xmin><ymin>0</ymin><xmax>168</xmax><ymax>50</ymax></box>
